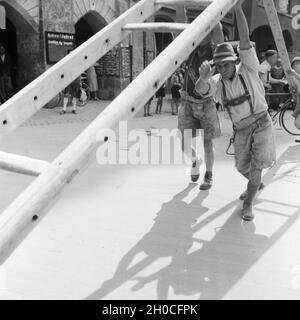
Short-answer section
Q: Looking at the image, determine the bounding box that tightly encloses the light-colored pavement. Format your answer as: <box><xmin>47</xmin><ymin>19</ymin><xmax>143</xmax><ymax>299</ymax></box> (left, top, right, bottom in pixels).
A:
<box><xmin>0</xmin><ymin>98</ymin><xmax>300</xmax><ymax>300</ymax></box>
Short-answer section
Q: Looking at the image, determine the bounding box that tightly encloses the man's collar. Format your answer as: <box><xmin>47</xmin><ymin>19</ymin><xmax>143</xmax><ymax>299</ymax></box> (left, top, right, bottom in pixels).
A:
<box><xmin>222</xmin><ymin>66</ymin><xmax>238</xmax><ymax>82</ymax></box>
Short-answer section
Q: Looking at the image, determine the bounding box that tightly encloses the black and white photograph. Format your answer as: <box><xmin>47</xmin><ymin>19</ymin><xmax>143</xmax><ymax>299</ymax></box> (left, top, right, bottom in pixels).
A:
<box><xmin>0</xmin><ymin>0</ymin><xmax>300</xmax><ymax>304</ymax></box>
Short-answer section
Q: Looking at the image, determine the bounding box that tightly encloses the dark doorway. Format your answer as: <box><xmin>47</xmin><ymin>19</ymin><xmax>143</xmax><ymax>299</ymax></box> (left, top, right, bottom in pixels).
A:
<box><xmin>251</xmin><ymin>25</ymin><xmax>276</xmax><ymax>61</ymax></box>
<box><xmin>75</xmin><ymin>11</ymin><xmax>107</xmax><ymax>46</ymax></box>
<box><xmin>155</xmin><ymin>16</ymin><xmax>174</xmax><ymax>55</ymax></box>
<box><xmin>75</xmin><ymin>17</ymin><xmax>94</xmax><ymax>46</ymax></box>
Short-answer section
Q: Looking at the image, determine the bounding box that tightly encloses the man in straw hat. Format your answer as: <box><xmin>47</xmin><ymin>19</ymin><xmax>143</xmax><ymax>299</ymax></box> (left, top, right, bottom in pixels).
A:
<box><xmin>195</xmin><ymin>0</ymin><xmax>276</xmax><ymax>221</ymax></box>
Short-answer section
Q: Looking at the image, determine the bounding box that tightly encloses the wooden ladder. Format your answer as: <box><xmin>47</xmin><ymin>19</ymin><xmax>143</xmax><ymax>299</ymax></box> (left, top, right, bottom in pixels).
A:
<box><xmin>0</xmin><ymin>0</ymin><xmax>260</xmax><ymax>264</ymax></box>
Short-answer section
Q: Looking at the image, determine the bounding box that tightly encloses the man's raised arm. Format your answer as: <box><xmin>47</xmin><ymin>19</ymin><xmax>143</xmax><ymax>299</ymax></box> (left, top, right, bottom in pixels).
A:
<box><xmin>235</xmin><ymin>0</ymin><xmax>251</xmax><ymax>50</ymax></box>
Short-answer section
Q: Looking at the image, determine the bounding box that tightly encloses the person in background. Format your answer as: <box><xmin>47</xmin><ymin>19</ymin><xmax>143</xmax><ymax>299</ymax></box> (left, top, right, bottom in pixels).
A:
<box><xmin>178</xmin><ymin>22</ymin><xmax>223</xmax><ymax>191</ymax></box>
<box><xmin>259</xmin><ymin>49</ymin><xmax>287</xmax><ymax>108</ymax></box>
<box><xmin>0</xmin><ymin>44</ymin><xmax>13</xmax><ymax>103</ymax></box>
<box><xmin>144</xmin><ymin>96</ymin><xmax>153</xmax><ymax>117</ymax></box>
<box><xmin>87</xmin><ymin>63</ymin><xmax>100</xmax><ymax>101</ymax></box>
<box><xmin>60</xmin><ymin>76</ymin><xmax>80</xmax><ymax>115</ymax></box>
<box><xmin>259</xmin><ymin>49</ymin><xmax>278</xmax><ymax>90</ymax></box>
<box><xmin>270</xmin><ymin>58</ymin><xmax>288</xmax><ymax>109</ymax></box>
<box><xmin>155</xmin><ymin>82</ymin><xmax>166</xmax><ymax>114</ymax></box>
<box><xmin>290</xmin><ymin>57</ymin><xmax>300</xmax><ymax>142</ymax></box>
<box><xmin>271</xmin><ymin>58</ymin><xmax>285</xmax><ymax>80</ymax></box>
<box><xmin>170</xmin><ymin>71</ymin><xmax>182</xmax><ymax>115</ymax></box>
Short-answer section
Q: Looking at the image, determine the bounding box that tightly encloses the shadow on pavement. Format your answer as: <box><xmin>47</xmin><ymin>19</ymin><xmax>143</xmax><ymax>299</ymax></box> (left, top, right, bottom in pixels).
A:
<box><xmin>85</xmin><ymin>145</ymin><xmax>300</xmax><ymax>300</ymax></box>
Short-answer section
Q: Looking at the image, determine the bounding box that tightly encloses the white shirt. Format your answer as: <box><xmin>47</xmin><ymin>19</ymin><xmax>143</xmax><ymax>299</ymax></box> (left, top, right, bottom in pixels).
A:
<box><xmin>259</xmin><ymin>60</ymin><xmax>271</xmax><ymax>87</ymax></box>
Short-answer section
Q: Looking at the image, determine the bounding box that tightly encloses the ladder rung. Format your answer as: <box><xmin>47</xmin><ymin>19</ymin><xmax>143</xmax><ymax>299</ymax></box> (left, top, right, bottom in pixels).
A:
<box><xmin>155</xmin><ymin>0</ymin><xmax>213</xmax><ymax>7</ymax></box>
<box><xmin>0</xmin><ymin>151</ymin><xmax>50</xmax><ymax>177</ymax></box>
<box><xmin>123</xmin><ymin>22</ymin><xmax>189</xmax><ymax>33</ymax></box>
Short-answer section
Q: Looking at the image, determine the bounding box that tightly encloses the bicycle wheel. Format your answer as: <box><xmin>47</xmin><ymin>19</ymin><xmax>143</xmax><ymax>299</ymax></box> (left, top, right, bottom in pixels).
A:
<box><xmin>281</xmin><ymin>107</ymin><xmax>300</xmax><ymax>136</ymax></box>
<box><xmin>77</xmin><ymin>84</ymin><xmax>90</xmax><ymax>107</ymax></box>
<box><xmin>268</xmin><ymin>109</ymin><xmax>278</xmax><ymax>126</ymax></box>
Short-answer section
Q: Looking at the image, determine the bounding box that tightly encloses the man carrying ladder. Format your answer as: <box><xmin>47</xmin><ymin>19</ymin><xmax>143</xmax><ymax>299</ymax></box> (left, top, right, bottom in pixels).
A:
<box><xmin>196</xmin><ymin>0</ymin><xmax>276</xmax><ymax>221</ymax></box>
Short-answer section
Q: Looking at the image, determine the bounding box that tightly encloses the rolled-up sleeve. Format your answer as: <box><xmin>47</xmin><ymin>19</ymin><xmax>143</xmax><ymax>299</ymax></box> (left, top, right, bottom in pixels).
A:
<box><xmin>195</xmin><ymin>74</ymin><xmax>220</xmax><ymax>99</ymax></box>
<box><xmin>239</xmin><ymin>46</ymin><xmax>260</xmax><ymax>73</ymax></box>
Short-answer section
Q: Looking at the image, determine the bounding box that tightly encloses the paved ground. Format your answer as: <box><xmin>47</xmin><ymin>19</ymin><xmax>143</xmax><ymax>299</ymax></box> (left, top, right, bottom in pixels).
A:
<box><xmin>0</xmin><ymin>98</ymin><xmax>300</xmax><ymax>300</ymax></box>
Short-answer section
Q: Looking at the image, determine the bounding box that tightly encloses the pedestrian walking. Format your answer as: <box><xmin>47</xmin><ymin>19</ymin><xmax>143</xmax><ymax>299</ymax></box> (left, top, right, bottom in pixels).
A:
<box><xmin>144</xmin><ymin>96</ymin><xmax>153</xmax><ymax>117</ymax></box>
<box><xmin>196</xmin><ymin>0</ymin><xmax>276</xmax><ymax>221</ymax></box>
<box><xmin>87</xmin><ymin>63</ymin><xmax>100</xmax><ymax>101</ymax></box>
<box><xmin>170</xmin><ymin>71</ymin><xmax>182</xmax><ymax>115</ymax></box>
<box><xmin>61</xmin><ymin>77</ymin><xmax>80</xmax><ymax>115</ymax></box>
<box><xmin>155</xmin><ymin>83</ymin><xmax>166</xmax><ymax>114</ymax></box>
<box><xmin>178</xmin><ymin>22</ymin><xmax>223</xmax><ymax>191</ymax></box>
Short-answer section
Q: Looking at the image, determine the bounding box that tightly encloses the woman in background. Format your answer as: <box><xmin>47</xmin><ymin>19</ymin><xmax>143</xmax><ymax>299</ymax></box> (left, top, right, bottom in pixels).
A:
<box><xmin>87</xmin><ymin>63</ymin><xmax>100</xmax><ymax>101</ymax></box>
<box><xmin>155</xmin><ymin>82</ymin><xmax>166</xmax><ymax>114</ymax></box>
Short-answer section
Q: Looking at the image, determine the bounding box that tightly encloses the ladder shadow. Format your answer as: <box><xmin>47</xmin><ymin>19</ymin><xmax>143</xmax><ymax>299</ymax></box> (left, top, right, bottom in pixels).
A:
<box><xmin>85</xmin><ymin>145</ymin><xmax>300</xmax><ymax>300</ymax></box>
<box><xmin>85</xmin><ymin>183</ymin><xmax>212</xmax><ymax>300</ymax></box>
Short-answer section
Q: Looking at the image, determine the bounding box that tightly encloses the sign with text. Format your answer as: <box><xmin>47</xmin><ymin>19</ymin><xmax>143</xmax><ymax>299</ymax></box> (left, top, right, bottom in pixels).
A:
<box><xmin>121</xmin><ymin>47</ymin><xmax>132</xmax><ymax>78</ymax></box>
<box><xmin>45</xmin><ymin>31</ymin><xmax>75</xmax><ymax>64</ymax></box>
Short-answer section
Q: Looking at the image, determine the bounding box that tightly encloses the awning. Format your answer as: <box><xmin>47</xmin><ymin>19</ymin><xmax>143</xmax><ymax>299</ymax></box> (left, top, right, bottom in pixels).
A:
<box><xmin>0</xmin><ymin>5</ymin><xmax>6</xmax><ymax>29</ymax></box>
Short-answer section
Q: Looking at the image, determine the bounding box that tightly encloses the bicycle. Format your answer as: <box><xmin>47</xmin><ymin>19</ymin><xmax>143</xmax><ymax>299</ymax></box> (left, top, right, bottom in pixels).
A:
<box><xmin>43</xmin><ymin>73</ymin><xmax>90</xmax><ymax>109</ymax></box>
<box><xmin>267</xmin><ymin>93</ymin><xmax>300</xmax><ymax>136</ymax></box>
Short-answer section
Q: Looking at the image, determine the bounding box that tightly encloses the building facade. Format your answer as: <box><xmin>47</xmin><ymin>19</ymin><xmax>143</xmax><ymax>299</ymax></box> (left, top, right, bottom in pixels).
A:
<box><xmin>0</xmin><ymin>0</ymin><xmax>299</xmax><ymax>99</ymax></box>
<box><xmin>245</xmin><ymin>0</ymin><xmax>300</xmax><ymax>61</ymax></box>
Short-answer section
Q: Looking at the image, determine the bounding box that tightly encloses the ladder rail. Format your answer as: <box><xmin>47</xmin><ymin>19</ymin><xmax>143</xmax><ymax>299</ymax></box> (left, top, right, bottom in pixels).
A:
<box><xmin>123</xmin><ymin>22</ymin><xmax>189</xmax><ymax>32</ymax></box>
<box><xmin>0</xmin><ymin>152</ymin><xmax>49</xmax><ymax>177</ymax></box>
<box><xmin>155</xmin><ymin>0</ymin><xmax>213</xmax><ymax>6</ymax></box>
<box><xmin>0</xmin><ymin>0</ymin><xmax>239</xmax><ymax>265</ymax></box>
<box><xmin>0</xmin><ymin>0</ymin><xmax>162</xmax><ymax>142</ymax></box>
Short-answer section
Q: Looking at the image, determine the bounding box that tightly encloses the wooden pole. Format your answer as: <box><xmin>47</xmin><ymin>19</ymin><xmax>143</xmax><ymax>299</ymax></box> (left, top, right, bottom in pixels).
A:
<box><xmin>123</xmin><ymin>22</ymin><xmax>189</xmax><ymax>32</ymax></box>
<box><xmin>0</xmin><ymin>152</ymin><xmax>49</xmax><ymax>177</ymax></box>
<box><xmin>0</xmin><ymin>0</ymin><xmax>239</xmax><ymax>264</ymax></box>
<box><xmin>155</xmin><ymin>0</ymin><xmax>213</xmax><ymax>7</ymax></box>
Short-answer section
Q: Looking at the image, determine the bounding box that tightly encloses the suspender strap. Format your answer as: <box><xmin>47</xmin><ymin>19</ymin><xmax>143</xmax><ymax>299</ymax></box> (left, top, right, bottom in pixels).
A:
<box><xmin>221</xmin><ymin>74</ymin><xmax>254</xmax><ymax>117</ymax></box>
<box><xmin>238</xmin><ymin>74</ymin><xmax>254</xmax><ymax>114</ymax></box>
<box><xmin>221</xmin><ymin>79</ymin><xmax>234</xmax><ymax>122</ymax></box>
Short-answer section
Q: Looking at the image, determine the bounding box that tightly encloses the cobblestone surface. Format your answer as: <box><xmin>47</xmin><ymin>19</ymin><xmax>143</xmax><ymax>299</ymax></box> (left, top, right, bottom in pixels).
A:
<box><xmin>22</xmin><ymin>97</ymin><xmax>175</xmax><ymax>127</ymax></box>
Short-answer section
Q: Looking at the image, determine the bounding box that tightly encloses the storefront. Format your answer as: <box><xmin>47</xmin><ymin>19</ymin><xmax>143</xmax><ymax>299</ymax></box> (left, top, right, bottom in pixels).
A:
<box><xmin>0</xmin><ymin>0</ymin><xmax>43</xmax><ymax>92</ymax></box>
<box><xmin>3</xmin><ymin>0</ymin><xmax>298</xmax><ymax>100</ymax></box>
<box><xmin>0</xmin><ymin>0</ymin><xmax>156</xmax><ymax>99</ymax></box>
<box><xmin>248</xmin><ymin>0</ymin><xmax>300</xmax><ymax>61</ymax></box>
